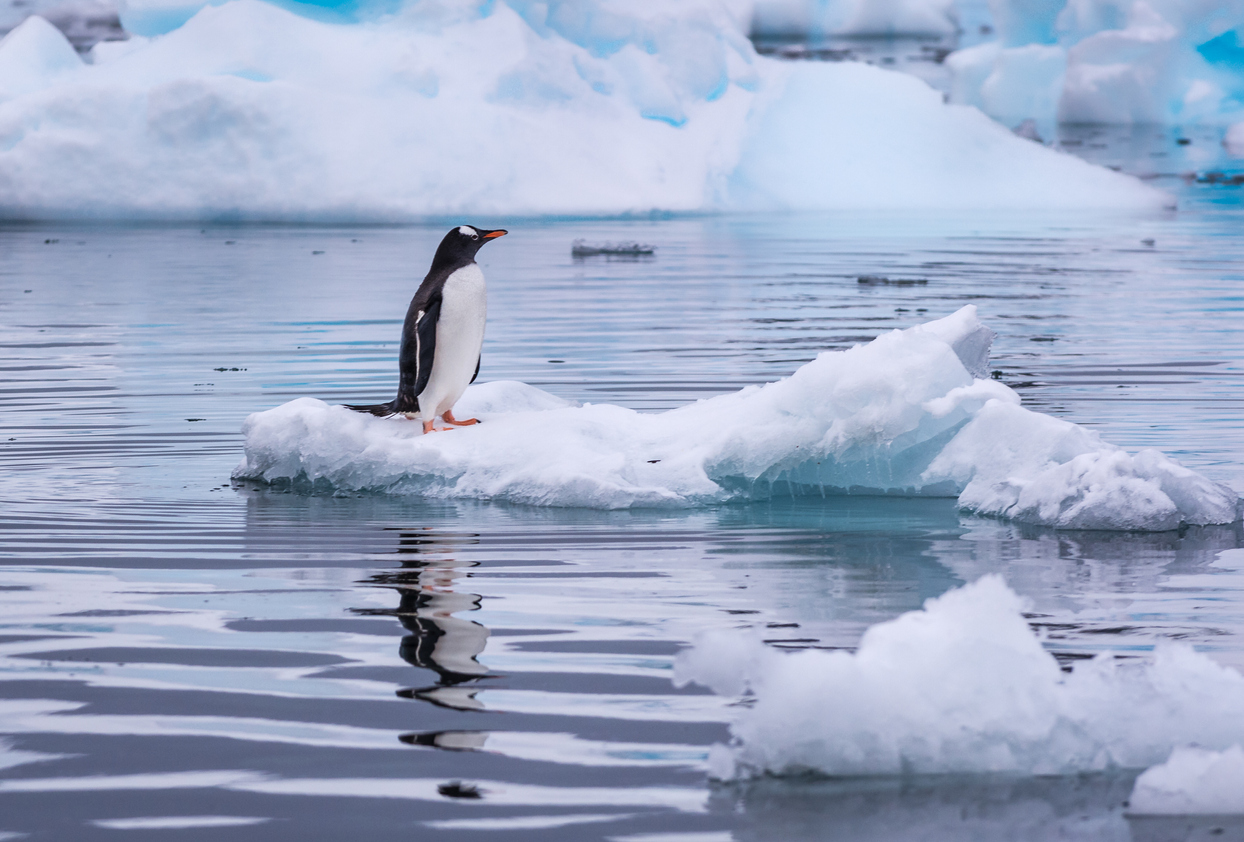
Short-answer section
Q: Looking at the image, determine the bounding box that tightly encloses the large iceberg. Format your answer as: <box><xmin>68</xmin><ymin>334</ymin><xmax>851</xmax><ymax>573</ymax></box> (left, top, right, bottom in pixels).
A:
<box><xmin>0</xmin><ymin>0</ymin><xmax>1165</xmax><ymax>219</ymax></box>
<box><xmin>675</xmin><ymin>575</ymin><xmax>1244</xmax><ymax>778</ymax></box>
<box><xmin>947</xmin><ymin>0</ymin><xmax>1244</xmax><ymax>130</ymax></box>
<box><xmin>234</xmin><ymin>306</ymin><xmax>1240</xmax><ymax>530</ymax></box>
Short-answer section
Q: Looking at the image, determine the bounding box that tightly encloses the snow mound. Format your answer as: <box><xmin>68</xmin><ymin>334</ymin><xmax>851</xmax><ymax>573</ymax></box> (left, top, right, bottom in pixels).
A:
<box><xmin>675</xmin><ymin>575</ymin><xmax>1244</xmax><ymax>779</ymax></box>
<box><xmin>948</xmin><ymin>0</ymin><xmax>1244</xmax><ymax>130</ymax></box>
<box><xmin>1130</xmin><ymin>745</ymin><xmax>1244</xmax><ymax>815</ymax></box>
<box><xmin>0</xmin><ymin>0</ymin><xmax>1164</xmax><ymax>220</ymax></box>
<box><xmin>233</xmin><ymin>306</ymin><xmax>1240</xmax><ymax>530</ymax></box>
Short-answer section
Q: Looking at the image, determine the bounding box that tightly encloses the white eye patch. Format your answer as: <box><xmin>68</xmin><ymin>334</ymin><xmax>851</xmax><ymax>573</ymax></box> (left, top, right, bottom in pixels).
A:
<box><xmin>458</xmin><ymin>225</ymin><xmax>477</xmax><ymax>237</ymax></box>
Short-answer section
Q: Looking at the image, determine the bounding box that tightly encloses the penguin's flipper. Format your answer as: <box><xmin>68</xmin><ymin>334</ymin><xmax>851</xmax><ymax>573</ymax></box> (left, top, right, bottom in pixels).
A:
<box><xmin>470</xmin><ymin>355</ymin><xmax>481</xmax><ymax>385</ymax></box>
<box><xmin>413</xmin><ymin>297</ymin><xmax>440</xmax><ymax>399</ymax></box>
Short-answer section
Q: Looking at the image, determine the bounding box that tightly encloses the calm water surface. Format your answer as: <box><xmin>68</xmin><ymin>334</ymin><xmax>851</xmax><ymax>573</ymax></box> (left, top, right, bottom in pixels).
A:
<box><xmin>2</xmin><ymin>176</ymin><xmax>1244</xmax><ymax>840</ymax></box>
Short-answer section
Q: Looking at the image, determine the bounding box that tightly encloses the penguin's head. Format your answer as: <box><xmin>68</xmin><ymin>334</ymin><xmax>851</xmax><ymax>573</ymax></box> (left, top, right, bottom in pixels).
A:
<box><xmin>433</xmin><ymin>225</ymin><xmax>507</xmax><ymax>266</ymax></box>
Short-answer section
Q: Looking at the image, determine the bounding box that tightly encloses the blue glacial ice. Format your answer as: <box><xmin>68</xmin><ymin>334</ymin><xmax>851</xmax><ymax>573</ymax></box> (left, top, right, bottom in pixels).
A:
<box><xmin>234</xmin><ymin>306</ymin><xmax>1241</xmax><ymax>530</ymax></box>
<box><xmin>0</xmin><ymin>0</ymin><xmax>1166</xmax><ymax>219</ymax></box>
<box><xmin>946</xmin><ymin>0</ymin><xmax>1244</xmax><ymax>132</ymax></box>
<box><xmin>675</xmin><ymin>575</ymin><xmax>1244</xmax><ymax>778</ymax></box>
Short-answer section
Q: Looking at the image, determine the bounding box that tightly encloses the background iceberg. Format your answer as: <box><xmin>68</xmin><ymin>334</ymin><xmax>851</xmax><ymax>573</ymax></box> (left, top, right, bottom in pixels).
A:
<box><xmin>0</xmin><ymin>0</ymin><xmax>1164</xmax><ymax>219</ymax></box>
<box><xmin>947</xmin><ymin>0</ymin><xmax>1244</xmax><ymax>131</ymax></box>
<box><xmin>234</xmin><ymin>306</ymin><xmax>1240</xmax><ymax>530</ymax></box>
<box><xmin>676</xmin><ymin>575</ymin><xmax>1244</xmax><ymax>778</ymax></box>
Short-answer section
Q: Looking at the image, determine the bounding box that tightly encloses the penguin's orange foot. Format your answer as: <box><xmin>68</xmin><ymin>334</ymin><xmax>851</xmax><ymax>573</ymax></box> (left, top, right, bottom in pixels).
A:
<box><xmin>442</xmin><ymin>410</ymin><xmax>478</xmax><ymax>427</ymax></box>
<box><xmin>422</xmin><ymin>420</ymin><xmax>445</xmax><ymax>434</ymax></box>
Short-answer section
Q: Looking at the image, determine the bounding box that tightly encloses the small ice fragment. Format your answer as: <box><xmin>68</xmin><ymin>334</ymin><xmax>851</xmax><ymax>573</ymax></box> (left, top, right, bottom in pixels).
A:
<box><xmin>1129</xmin><ymin>745</ymin><xmax>1244</xmax><ymax>815</ymax></box>
<box><xmin>570</xmin><ymin>240</ymin><xmax>655</xmax><ymax>258</ymax></box>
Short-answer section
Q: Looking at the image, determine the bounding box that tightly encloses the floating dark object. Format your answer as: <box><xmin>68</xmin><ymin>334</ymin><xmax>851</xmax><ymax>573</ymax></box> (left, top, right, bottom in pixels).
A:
<box><xmin>1141</xmin><ymin>238</ymin><xmax>1155</xmax><ymax>246</ymax></box>
<box><xmin>438</xmin><ymin>781</ymin><xmax>482</xmax><ymax>799</ymax></box>
<box><xmin>1176</xmin><ymin>137</ymin><xmax>1191</xmax><ymax>145</ymax></box>
<box><xmin>858</xmin><ymin>275</ymin><xmax>927</xmax><ymax>286</ymax></box>
<box><xmin>312</xmin><ymin>250</ymin><xmax>325</xmax><ymax>255</ymax></box>
<box><xmin>44</xmin><ymin>239</ymin><xmax>58</xmax><ymax>244</ymax></box>
<box><xmin>1197</xmin><ymin>171</ymin><xmax>1244</xmax><ymax>185</ymax></box>
<box><xmin>571</xmin><ymin>239</ymin><xmax>655</xmax><ymax>257</ymax></box>
<box><xmin>224</xmin><ymin>240</ymin><xmax>236</xmax><ymax>245</ymax></box>
<box><xmin>213</xmin><ymin>367</ymin><xmax>247</xmax><ymax>372</ymax></box>
<box><xmin>186</xmin><ymin>418</ymin><xmax>205</xmax><ymax>422</ymax></box>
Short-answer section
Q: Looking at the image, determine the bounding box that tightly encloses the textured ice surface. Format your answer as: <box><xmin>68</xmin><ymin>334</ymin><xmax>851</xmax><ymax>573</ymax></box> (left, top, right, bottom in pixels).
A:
<box><xmin>948</xmin><ymin>0</ymin><xmax>1244</xmax><ymax>130</ymax></box>
<box><xmin>1130</xmin><ymin>745</ymin><xmax>1244</xmax><ymax>815</ymax></box>
<box><xmin>0</xmin><ymin>0</ymin><xmax>1164</xmax><ymax>219</ymax></box>
<box><xmin>675</xmin><ymin>575</ymin><xmax>1244</xmax><ymax>779</ymax></box>
<box><xmin>234</xmin><ymin>307</ymin><xmax>1240</xmax><ymax>529</ymax></box>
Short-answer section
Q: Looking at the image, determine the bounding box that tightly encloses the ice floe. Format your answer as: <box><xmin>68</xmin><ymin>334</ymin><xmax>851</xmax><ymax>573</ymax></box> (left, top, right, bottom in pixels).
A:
<box><xmin>948</xmin><ymin>0</ymin><xmax>1244</xmax><ymax>132</ymax></box>
<box><xmin>1129</xmin><ymin>745</ymin><xmax>1244</xmax><ymax>815</ymax></box>
<box><xmin>674</xmin><ymin>575</ymin><xmax>1244</xmax><ymax>779</ymax></box>
<box><xmin>234</xmin><ymin>306</ymin><xmax>1240</xmax><ymax>530</ymax></box>
<box><xmin>0</xmin><ymin>0</ymin><xmax>1164</xmax><ymax>219</ymax></box>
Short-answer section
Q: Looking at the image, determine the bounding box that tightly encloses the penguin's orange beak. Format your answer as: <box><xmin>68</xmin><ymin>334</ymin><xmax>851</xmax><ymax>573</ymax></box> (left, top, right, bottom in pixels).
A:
<box><xmin>482</xmin><ymin>229</ymin><xmax>507</xmax><ymax>239</ymax></box>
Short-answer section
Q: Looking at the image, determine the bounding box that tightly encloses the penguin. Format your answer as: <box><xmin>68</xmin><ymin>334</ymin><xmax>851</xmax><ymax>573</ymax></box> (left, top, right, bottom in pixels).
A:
<box><xmin>347</xmin><ymin>225</ymin><xmax>507</xmax><ymax>433</ymax></box>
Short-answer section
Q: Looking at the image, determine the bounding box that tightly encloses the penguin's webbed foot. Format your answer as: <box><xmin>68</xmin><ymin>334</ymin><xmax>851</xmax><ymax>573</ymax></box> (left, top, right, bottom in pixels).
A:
<box><xmin>442</xmin><ymin>410</ymin><xmax>479</xmax><ymax>427</ymax></box>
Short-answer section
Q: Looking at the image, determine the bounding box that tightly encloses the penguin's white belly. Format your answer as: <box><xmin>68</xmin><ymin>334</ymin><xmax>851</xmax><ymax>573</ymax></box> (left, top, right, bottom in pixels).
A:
<box><xmin>418</xmin><ymin>263</ymin><xmax>486</xmax><ymax>418</ymax></box>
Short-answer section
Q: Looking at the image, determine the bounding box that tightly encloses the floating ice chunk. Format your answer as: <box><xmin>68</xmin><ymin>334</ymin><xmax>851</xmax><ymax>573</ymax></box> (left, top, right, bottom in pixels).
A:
<box><xmin>675</xmin><ymin>575</ymin><xmax>1244</xmax><ymax>779</ymax></box>
<box><xmin>1129</xmin><ymin>745</ymin><xmax>1244</xmax><ymax>815</ymax></box>
<box><xmin>1228</xmin><ymin>121</ymin><xmax>1244</xmax><ymax>156</ymax></box>
<box><xmin>235</xmin><ymin>306</ymin><xmax>1240</xmax><ymax>529</ymax></box>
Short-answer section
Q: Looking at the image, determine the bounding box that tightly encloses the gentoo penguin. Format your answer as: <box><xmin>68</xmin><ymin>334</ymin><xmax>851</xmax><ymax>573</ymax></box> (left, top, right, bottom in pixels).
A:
<box><xmin>347</xmin><ymin>225</ymin><xmax>507</xmax><ymax>433</ymax></box>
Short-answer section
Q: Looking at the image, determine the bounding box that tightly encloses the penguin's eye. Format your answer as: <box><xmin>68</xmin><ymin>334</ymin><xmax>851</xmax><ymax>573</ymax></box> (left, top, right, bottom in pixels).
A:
<box><xmin>470</xmin><ymin>233</ymin><xmax>479</xmax><ymax>240</ymax></box>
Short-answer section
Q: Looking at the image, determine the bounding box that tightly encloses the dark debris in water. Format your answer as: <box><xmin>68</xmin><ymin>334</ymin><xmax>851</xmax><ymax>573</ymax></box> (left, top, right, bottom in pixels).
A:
<box><xmin>437</xmin><ymin>781</ymin><xmax>483</xmax><ymax>799</ymax></box>
<box><xmin>213</xmin><ymin>367</ymin><xmax>247</xmax><ymax>371</ymax></box>
<box><xmin>1198</xmin><ymin>171</ymin><xmax>1244</xmax><ymax>186</ymax></box>
<box><xmin>858</xmin><ymin>275</ymin><xmax>928</xmax><ymax>286</ymax></box>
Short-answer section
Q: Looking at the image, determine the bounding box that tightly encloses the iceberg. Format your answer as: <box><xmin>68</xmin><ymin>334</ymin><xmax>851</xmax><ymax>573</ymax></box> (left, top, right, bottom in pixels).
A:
<box><xmin>674</xmin><ymin>575</ymin><xmax>1244</xmax><ymax>779</ymax></box>
<box><xmin>947</xmin><ymin>0</ymin><xmax>1244</xmax><ymax>130</ymax></box>
<box><xmin>234</xmin><ymin>306</ymin><xmax>1241</xmax><ymax>530</ymax></box>
<box><xmin>0</xmin><ymin>0</ymin><xmax>1165</xmax><ymax>220</ymax></box>
<box><xmin>1129</xmin><ymin>745</ymin><xmax>1244</xmax><ymax>815</ymax></box>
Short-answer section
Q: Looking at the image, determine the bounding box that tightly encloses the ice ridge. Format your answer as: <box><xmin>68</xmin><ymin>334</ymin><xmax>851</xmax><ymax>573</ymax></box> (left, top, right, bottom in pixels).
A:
<box><xmin>233</xmin><ymin>306</ymin><xmax>1241</xmax><ymax>531</ymax></box>
<box><xmin>675</xmin><ymin>575</ymin><xmax>1244</xmax><ymax>779</ymax></box>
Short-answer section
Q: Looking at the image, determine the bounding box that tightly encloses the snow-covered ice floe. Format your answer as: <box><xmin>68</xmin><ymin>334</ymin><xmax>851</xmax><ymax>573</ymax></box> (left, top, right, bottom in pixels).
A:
<box><xmin>1129</xmin><ymin>745</ymin><xmax>1244</xmax><ymax>815</ymax></box>
<box><xmin>675</xmin><ymin>575</ymin><xmax>1244</xmax><ymax>779</ymax></box>
<box><xmin>0</xmin><ymin>0</ymin><xmax>1166</xmax><ymax>219</ymax></box>
<box><xmin>235</xmin><ymin>306</ymin><xmax>1240</xmax><ymax>530</ymax></box>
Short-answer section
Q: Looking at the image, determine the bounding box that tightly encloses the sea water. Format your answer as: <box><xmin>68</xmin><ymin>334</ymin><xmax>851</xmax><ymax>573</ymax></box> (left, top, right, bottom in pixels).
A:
<box><xmin>1</xmin><ymin>169</ymin><xmax>1243</xmax><ymax>838</ymax></box>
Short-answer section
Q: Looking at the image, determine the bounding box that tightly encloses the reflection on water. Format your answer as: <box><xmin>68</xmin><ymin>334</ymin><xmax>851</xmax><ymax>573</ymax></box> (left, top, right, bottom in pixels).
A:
<box><xmin>355</xmin><ymin>529</ymin><xmax>492</xmax><ymax>712</ymax></box>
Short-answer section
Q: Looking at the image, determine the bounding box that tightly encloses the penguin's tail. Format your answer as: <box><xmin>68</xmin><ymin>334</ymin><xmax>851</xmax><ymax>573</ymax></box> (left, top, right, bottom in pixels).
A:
<box><xmin>344</xmin><ymin>402</ymin><xmax>398</xmax><ymax>417</ymax></box>
<box><xmin>343</xmin><ymin>395</ymin><xmax>419</xmax><ymax>417</ymax></box>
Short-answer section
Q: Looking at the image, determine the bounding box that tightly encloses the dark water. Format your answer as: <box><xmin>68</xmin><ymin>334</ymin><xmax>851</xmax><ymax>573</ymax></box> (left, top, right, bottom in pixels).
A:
<box><xmin>2</xmin><ymin>179</ymin><xmax>1243</xmax><ymax>840</ymax></box>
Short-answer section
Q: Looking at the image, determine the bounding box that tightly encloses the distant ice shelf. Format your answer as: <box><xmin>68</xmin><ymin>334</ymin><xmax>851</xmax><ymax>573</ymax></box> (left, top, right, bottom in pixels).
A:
<box><xmin>0</xmin><ymin>0</ymin><xmax>1166</xmax><ymax>220</ymax></box>
<box><xmin>233</xmin><ymin>306</ymin><xmax>1241</xmax><ymax>531</ymax></box>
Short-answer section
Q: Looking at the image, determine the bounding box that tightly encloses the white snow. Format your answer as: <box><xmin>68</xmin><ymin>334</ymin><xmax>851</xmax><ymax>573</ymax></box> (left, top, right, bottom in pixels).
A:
<box><xmin>0</xmin><ymin>0</ymin><xmax>1165</xmax><ymax>220</ymax></box>
<box><xmin>233</xmin><ymin>306</ymin><xmax>1240</xmax><ymax>530</ymax></box>
<box><xmin>948</xmin><ymin>0</ymin><xmax>1244</xmax><ymax>129</ymax></box>
<box><xmin>1129</xmin><ymin>745</ymin><xmax>1244</xmax><ymax>815</ymax></box>
<box><xmin>675</xmin><ymin>575</ymin><xmax>1244</xmax><ymax>779</ymax></box>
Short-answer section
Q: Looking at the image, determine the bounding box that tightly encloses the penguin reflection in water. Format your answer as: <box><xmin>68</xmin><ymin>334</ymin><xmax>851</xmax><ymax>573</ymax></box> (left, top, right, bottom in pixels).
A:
<box><xmin>347</xmin><ymin>225</ymin><xmax>507</xmax><ymax>433</ymax></box>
